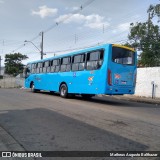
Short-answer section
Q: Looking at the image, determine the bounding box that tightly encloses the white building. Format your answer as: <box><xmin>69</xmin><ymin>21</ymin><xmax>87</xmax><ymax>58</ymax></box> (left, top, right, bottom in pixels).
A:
<box><xmin>0</xmin><ymin>67</ymin><xmax>4</xmax><ymax>75</ymax></box>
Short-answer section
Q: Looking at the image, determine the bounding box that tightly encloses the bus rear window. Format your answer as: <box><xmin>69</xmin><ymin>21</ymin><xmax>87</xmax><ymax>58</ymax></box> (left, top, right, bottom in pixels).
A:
<box><xmin>112</xmin><ymin>47</ymin><xmax>135</xmax><ymax>65</ymax></box>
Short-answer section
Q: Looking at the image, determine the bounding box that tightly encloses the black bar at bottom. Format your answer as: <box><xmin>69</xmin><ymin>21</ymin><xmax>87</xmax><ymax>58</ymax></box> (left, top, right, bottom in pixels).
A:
<box><xmin>0</xmin><ymin>151</ymin><xmax>160</xmax><ymax>157</ymax></box>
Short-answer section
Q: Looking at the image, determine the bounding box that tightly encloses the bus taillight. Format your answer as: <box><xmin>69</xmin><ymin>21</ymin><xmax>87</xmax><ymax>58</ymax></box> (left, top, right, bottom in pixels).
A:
<box><xmin>108</xmin><ymin>69</ymin><xmax>112</xmax><ymax>86</ymax></box>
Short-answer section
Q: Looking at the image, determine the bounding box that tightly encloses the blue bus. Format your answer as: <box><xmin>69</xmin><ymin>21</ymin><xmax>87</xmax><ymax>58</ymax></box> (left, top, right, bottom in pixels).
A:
<box><xmin>24</xmin><ymin>43</ymin><xmax>137</xmax><ymax>98</ymax></box>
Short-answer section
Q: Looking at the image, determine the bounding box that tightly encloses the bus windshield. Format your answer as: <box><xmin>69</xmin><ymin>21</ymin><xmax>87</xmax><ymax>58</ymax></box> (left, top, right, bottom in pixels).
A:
<box><xmin>112</xmin><ymin>46</ymin><xmax>135</xmax><ymax>65</ymax></box>
<box><xmin>23</xmin><ymin>64</ymin><xmax>31</xmax><ymax>78</ymax></box>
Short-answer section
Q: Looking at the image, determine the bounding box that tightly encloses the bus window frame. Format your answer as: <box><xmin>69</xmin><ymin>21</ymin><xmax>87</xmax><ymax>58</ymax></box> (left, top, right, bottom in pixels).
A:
<box><xmin>60</xmin><ymin>56</ymin><xmax>71</xmax><ymax>72</ymax></box>
<box><xmin>86</xmin><ymin>49</ymin><xmax>104</xmax><ymax>71</ymax></box>
<box><xmin>72</xmin><ymin>53</ymin><xmax>86</xmax><ymax>71</ymax></box>
<box><xmin>112</xmin><ymin>46</ymin><xmax>135</xmax><ymax>66</ymax></box>
<box><xmin>50</xmin><ymin>59</ymin><xmax>60</xmax><ymax>73</ymax></box>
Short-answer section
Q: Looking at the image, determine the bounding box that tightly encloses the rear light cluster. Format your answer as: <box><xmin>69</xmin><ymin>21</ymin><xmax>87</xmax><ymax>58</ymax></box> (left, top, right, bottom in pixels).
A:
<box><xmin>108</xmin><ymin>69</ymin><xmax>112</xmax><ymax>86</ymax></box>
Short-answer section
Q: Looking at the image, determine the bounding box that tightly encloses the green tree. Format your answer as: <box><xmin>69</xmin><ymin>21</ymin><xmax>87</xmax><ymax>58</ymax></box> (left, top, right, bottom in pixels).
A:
<box><xmin>148</xmin><ymin>4</ymin><xmax>160</xmax><ymax>22</ymax></box>
<box><xmin>126</xmin><ymin>4</ymin><xmax>160</xmax><ymax>67</ymax></box>
<box><xmin>5</xmin><ymin>53</ymin><xmax>28</xmax><ymax>76</ymax></box>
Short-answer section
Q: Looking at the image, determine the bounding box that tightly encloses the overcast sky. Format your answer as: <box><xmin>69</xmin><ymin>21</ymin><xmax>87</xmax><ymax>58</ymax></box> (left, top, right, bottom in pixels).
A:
<box><xmin>0</xmin><ymin>0</ymin><xmax>159</xmax><ymax>66</ymax></box>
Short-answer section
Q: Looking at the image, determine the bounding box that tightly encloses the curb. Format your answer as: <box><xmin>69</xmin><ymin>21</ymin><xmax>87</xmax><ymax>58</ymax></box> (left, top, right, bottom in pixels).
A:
<box><xmin>104</xmin><ymin>95</ymin><xmax>160</xmax><ymax>105</ymax></box>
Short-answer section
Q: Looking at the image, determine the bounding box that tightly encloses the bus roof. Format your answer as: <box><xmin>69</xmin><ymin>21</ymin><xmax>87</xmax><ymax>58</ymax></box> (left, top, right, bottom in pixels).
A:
<box><xmin>112</xmin><ymin>44</ymin><xmax>135</xmax><ymax>52</ymax></box>
<box><xmin>28</xmin><ymin>43</ymin><xmax>135</xmax><ymax>64</ymax></box>
<box><xmin>28</xmin><ymin>43</ymin><xmax>109</xmax><ymax>64</ymax></box>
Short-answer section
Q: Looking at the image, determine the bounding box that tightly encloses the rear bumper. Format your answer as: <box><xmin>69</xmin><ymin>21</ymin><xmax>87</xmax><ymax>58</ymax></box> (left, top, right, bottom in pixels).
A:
<box><xmin>105</xmin><ymin>86</ymin><xmax>135</xmax><ymax>95</ymax></box>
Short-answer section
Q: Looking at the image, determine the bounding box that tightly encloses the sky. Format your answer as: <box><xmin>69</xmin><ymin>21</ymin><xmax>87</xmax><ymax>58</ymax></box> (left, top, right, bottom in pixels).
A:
<box><xmin>0</xmin><ymin>0</ymin><xmax>159</xmax><ymax>66</ymax></box>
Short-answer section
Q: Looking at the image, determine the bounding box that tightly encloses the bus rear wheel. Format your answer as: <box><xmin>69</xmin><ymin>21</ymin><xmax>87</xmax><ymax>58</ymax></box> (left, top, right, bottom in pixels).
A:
<box><xmin>60</xmin><ymin>84</ymin><xmax>68</xmax><ymax>98</ymax></box>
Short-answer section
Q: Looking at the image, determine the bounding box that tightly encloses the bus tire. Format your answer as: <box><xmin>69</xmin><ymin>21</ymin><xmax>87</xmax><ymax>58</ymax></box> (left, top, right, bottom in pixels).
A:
<box><xmin>31</xmin><ymin>82</ymin><xmax>36</xmax><ymax>92</ymax></box>
<box><xmin>31</xmin><ymin>82</ymin><xmax>39</xmax><ymax>93</ymax></box>
<box><xmin>60</xmin><ymin>84</ymin><xmax>68</xmax><ymax>98</ymax></box>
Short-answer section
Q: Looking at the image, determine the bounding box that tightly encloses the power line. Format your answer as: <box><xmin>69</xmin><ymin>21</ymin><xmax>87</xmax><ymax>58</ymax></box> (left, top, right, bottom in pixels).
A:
<box><xmin>30</xmin><ymin>34</ymin><xmax>41</xmax><ymax>42</ymax></box>
<box><xmin>44</xmin><ymin>0</ymin><xmax>95</xmax><ymax>33</ymax></box>
<box><xmin>21</xmin><ymin>13</ymin><xmax>145</xmax><ymax>57</ymax></box>
<box><xmin>14</xmin><ymin>1</ymin><xmax>147</xmax><ymax>54</ymax></box>
<box><xmin>10</xmin><ymin>36</ymin><xmax>40</xmax><ymax>54</ymax></box>
<box><xmin>45</xmin><ymin>42</ymin><xmax>103</xmax><ymax>54</ymax></box>
<box><xmin>10</xmin><ymin>0</ymin><xmax>95</xmax><ymax>54</ymax></box>
<box><xmin>44</xmin><ymin>14</ymin><xmax>146</xmax><ymax>53</ymax></box>
<box><xmin>9</xmin><ymin>0</ymin><xmax>149</xmax><ymax>56</ymax></box>
<box><xmin>12</xmin><ymin>44</ymin><xmax>25</xmax><ymax>53</ymax></box>
<box><xmin>44</xmin><ymin>38</ymin><xmax>129</xmax><ymax>56</ymax></box>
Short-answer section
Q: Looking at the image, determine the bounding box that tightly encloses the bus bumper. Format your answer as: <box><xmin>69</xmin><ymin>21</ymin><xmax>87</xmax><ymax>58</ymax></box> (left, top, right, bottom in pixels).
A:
<box><xmin>106</xmin><ymin>86</ymin><xmax>135</xmax><ymax>95</ymax></box>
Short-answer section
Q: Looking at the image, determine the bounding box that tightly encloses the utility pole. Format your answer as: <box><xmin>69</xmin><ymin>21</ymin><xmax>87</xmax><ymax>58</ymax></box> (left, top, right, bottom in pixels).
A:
<box><xmin>0</xmin><ymin>56</ymin><xmax>2</xmax><ymax>75</ymax></box>
<box><xmin>24</xmin><ymin>33</ymin><xmax>46</xmax><ymax>60</ymax></box>
<box><xmin>40</xmin><ymin>31</ymin><xmax>44</xmax><ymax>59</ymax></box>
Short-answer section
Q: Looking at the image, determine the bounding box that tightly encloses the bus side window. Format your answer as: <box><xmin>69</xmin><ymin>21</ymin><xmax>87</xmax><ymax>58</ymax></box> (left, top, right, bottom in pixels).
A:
<box><xmin>50</xmin><ymin>60</ymin><xmax>54</xmax><ymax>72</ymax></box>
<box><xmin>44</xmin><ymin>61</ymin><xmax>50</xmax><ymax>73</ymax></box>
<box><xmin>31</xmin><ymin>64</ymin><xmax>34</xmax><ymax>73</ymax></box>
<box><xmin>43</xmin><ymin>61</ymin><xmax>50</xmax><ymax>73</ymax></box>
<box><xmin>33</xmin><ymin>64</ymin><xmax>35</xmax><ymax>73</ymax></box>
<box><xmin>31</xmin><ymin>64</ymin><xmax>33</xmax><ymax>73</ymax></box>
<box><xmin>72</xmin><ymin>54</ymin><xmax>85</xmax><ymax>71</ymax></box>
<box><xmin>72</xmin><ymin>63</ymin><xmax>78</xmax><ymax>71</ymax></box>
<box><xmin>35</xmin><ymin>63</ymin><xmax>37</xmax><ymax>73</ymax></box>
<box><xmin>39</xmin><ymin>62</ymin><xmax>43</xmax><ymax>73</ymax></box>
<box><xmin>55</xmin><ymin>65</ymin><xmax>59</xmax><ymax>72</ymax></box>
<box><xmin>42</xmin><ymin>62</ymin><xmax>45</xmax><ymax>73</ymax></box>
<box><xmin>60</xmin><ymin>57</ymin><xmax>71</xmax><ymax>72</ymax></box>
<box><xmin>36</xmin><ymin>62</ymin><xmax>42</xmax><ymax>73</ymax></box>
<box><xmin>31</xmin><ymin>63</ymin><xmax>37</xmax><ymax>74</ymax></box>
<box><xmin>99</xmin><ymin>51</ymin><xmax>104</xmax><ymax>66</ymax></box>
<box><xmin>86</xmin><ymin>50</ymin><xmax>104</xmax><ymax>70</ymax></box>
<box><xmin>26</xmin><ymin>64</ymin><xmax>31</xmax><ymax>73</ymax></box>
<box><xmin>79</xmin><ymin>54</ymin><xmax>85</xmax><ymax>70</ymax></box>
<box><xmin>36</xmin><ymin>63</ymin><xmax>39</xmax><ymax>73</ymax></box>
<box><xmin>55</xmin><ymin>59</ymin><xmax>60</xmax><ymax>72</ymax></box>
<box><xmin>51</xmin><ymin>59</ymin><xmax>60</xmax><ymax>72</ymax></box>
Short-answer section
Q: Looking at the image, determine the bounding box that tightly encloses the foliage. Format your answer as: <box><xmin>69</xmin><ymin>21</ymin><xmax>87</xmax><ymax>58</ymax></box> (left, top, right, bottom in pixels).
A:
<box><xmin>148</xmin><ymin>4</ymin><xmax>160</xmax><ymax>22</ymax></box>
<box><xmin>126</xmin><ymin>4</ymin><xmax>160</xmax><ymax>67</ymax></box>
<box><xmin>122</xmin><ymin>42</ymin><xmax>133</xmax><ymax>48</ymax></box>
<box><xmin>5</xmin><ymin>53</ymin><xmax>28</xmax><ymax>76</ymax></box>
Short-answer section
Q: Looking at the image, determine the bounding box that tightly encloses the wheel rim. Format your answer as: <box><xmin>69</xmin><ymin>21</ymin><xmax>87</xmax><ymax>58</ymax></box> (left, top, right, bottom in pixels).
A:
<box><xmin>31</xmin><ymin>84</ymin><xmax>34</xmax><ymax>91</ymax></box>
<box><xmin>61</xmin><ymin>86</ymin><xmax>66</xmax><ymax>96</ymax></box>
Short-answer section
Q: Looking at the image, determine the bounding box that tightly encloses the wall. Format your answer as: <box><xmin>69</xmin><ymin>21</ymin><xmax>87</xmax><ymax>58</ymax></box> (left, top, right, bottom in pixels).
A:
<box><xmin>0</xmin><ymin>67</ymin><xmax>4</xmax><ymax>75</ymax></box>
<box><xmin>135</xmin><ymin>67</ymin><xmax>160</xmax><ymax>98</ymax></box>
<box><xmin>0</xmin><ymin>68</ymin><xmax>160</xmax><ymax>98</ymax></box>
<box><xmin>0</xmin><ymin>77</ymin><xmax>24</xmax><ymax>88</ymax></box>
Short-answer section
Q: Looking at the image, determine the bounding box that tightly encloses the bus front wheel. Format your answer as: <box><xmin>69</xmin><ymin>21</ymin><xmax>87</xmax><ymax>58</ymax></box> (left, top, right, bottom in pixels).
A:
<box><xmin>31</xmin><ymin>83</ymin><xmax>35</xmax><ymax>92</ymax></box>
<box><xmin>60</xmin><ymin>84</ymin><xmax>68</xmax><ymax>98</ymax></box>
<box><xmin>31</xmin><ymin>83</ymin><xmax>39</xmax><ymax>93</ymax></box>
